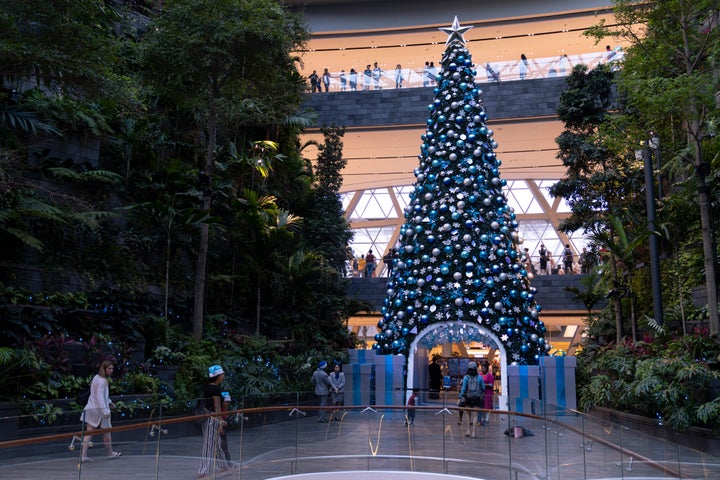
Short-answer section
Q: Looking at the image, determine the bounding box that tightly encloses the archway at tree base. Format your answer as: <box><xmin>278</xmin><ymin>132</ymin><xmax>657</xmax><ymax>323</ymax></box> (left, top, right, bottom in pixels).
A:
<box><xmin>406</xmin><ymin>321</ymin><xmax>508</xmax><ymax>411</ymax></box>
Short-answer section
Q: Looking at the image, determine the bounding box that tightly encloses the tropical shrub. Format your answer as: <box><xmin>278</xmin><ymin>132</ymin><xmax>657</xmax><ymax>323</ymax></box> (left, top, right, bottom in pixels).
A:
<box><xmin>577</xmin><ymin>334</ymin><xmax>720</xmax><ymax>432</ymax></box>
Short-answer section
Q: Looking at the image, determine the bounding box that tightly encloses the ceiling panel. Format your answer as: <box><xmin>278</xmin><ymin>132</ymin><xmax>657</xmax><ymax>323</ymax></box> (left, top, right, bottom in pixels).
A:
<box><xmin>298</xmin><ymin>12</ymin><xmax>620</xmax><ymax>77</ymax></box>
<box><xmin>302</xmin><ymin>118</ymin><xmax>564</xmax><ymax>192</ymax></box>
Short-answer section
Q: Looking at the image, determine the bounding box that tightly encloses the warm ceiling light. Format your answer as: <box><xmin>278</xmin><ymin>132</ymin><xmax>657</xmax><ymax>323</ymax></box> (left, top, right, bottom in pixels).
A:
<box><xmin>564</xmin><ymin>325</ymin><xmax>578</xmax><ymax>338</ymax></box>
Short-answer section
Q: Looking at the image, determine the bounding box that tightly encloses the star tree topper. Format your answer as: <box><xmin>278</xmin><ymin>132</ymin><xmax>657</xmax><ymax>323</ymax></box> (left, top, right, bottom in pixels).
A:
<box><xmin>439</xmin><ymin>16</ymin><xmax>473</xmax><ymax>45</ymax></box>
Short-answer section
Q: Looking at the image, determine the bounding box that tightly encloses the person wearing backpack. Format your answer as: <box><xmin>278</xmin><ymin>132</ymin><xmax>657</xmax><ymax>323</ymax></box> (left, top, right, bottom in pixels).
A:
<box><xmin>459</xmin><ymin>361</ymin><xmax>484</xmax><ymax>438</ymax></box>
<box><xmin>308</xmin><ymin>70</ymin><xmax>319</xmax><ymax>93</ymax></box>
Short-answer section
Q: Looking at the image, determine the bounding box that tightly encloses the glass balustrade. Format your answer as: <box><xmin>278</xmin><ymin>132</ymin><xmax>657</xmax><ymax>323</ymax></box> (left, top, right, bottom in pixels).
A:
<box><xmin>305</xmin><ymin>51</ymin><xmax>624</xmax><ymax>92</ymax></box>
<box><xmin>1</xmin><ymin>392</ymin><xmax>718</xmax><ymax>480</ymax></box>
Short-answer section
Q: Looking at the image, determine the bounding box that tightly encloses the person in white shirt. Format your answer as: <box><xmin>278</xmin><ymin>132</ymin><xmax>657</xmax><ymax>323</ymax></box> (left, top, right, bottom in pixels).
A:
<box><xmin>80</xmin><ymin>360</ymin><xmax>122</xmax><ymax>462</ymax></box>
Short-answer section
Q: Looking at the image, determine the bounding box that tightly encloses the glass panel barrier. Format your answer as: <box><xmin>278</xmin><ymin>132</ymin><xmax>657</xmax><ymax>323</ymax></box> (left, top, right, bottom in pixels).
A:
<box><xmin>3</xmin><ymin>394</ymin><xmax>720</xmax><ymax>480</ymax></box>
<box><xmin>309</xmin><ymin>50</ymin><xmax>624</xmax><ymax>92</ymax></box>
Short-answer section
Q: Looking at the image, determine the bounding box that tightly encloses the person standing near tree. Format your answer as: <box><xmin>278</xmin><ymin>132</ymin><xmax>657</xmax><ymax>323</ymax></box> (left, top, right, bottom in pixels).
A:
<box><xmin>428</xmin><ymin>61</ymin><xmax>437</xmax><ymax>85</ymax></box>
<box><xmin>459</xmin><ymin>361</ymin><xmax>484</xmax><ymax>438</ymax></box>
<box><xmin>538</xmin><ymin>244</ymin><xmax>549</xmax><ymax>275</ymax></box>
<box><xmin>219</xmin><ymin>391</ymin><xmax>233</xmax><ymax>464</ymax></box>
<box><xmin>523</xmin><ymin>247</ymin><xmax>534</xmax><ymax>275</ymax></box>
<box><xmin>383</xmin><ymin>248</ymin><xmax>396</xmax><ymax>277</ymax></box>
<box><xmin>563</xmin><ymin>243</ymin><xmax>574</xmax><ymax>274</ymax></box>
<box><xmin>349</xmin><ymin>68</ymin><xmax>358</xmax><ymax>91</ymax></box>
<box><xmin>339</xmin><ymin>69</ymin><xmax>347</xmax><ymax>91</ymax></box>
<box><xmin>363</xmin><ymin>64</ymin><xmax>372</xmax><ymax>90</ymax></box>
<box><xmin>198</xmin><ymin>365</ymin><xmax>229</xmax><ymax>478</ymax></box>
<box><xmin>322</xmin><ymin>68</ymin><xmax>331</xmax><ymax>92</ymax></box>
<box><xmin>579</xmin><ymin>247</ymin><xmax>595</xmax><ymax>274</ymax></box>
<box><xmin>480</xmin><ymin>363</ymin><xmax>494</xmax><ymax>425</ymax></box>
<box><xmin>312</xmin><ymin>361</ymin><xmax>332</xmax><ymax>422</ymax></box>
<box><xmin>80</xmin><ymin>360</ymin><xmax>122</xmax><ymax>463</ymax></box>
<box><xmin>372</xmin><ymin>62</ymin><xmax>383</xmax><ymax>89</ymax></box>
<box><xmin>405</xmin><ymin>388</ymin><xmax>418</xmax><ymax>426</ymax></box>
<box><xmin>394</xmin><ymin>64</ymin><xmax>404</xmax><ymax>88</ymax></box>
<box><xmin>519</xmin><ymin>53</ymin><xmax>530</xmax><ymax>80</ymax></box>
<box><xmin>365</xmin><ymin>249</ymin><xmax>377</xmax><ymax>277</ymax></box>
<box><xmin>328</xmin><ymin>363</ymin><xmax>345</xmax><ymax>421</ymax></box>
<box><xmin>357</xmin><ymin>255</ymin><xmax>366</xmax><ymax>277</ymax></box>
<box><xmin>557</xmin><ymin>54</ymin><xmax>571</xmax><ymax>75</ymax></box>
<box><xmin>309</xmin><ymin>70</ymin><xmax>319</xmax><ymax>93</ymax></box>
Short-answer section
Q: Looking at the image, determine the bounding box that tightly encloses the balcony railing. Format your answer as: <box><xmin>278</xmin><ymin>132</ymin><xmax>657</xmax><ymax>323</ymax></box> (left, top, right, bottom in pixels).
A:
<box><xmin>308</xmin><ymin>50</ymin><xmax>623</xmax><ymax>92</ymax></box>
<box><xmin>1</xmin><ymin>390</ymin><xmax>717</xmax><ymax>480</ymax></box>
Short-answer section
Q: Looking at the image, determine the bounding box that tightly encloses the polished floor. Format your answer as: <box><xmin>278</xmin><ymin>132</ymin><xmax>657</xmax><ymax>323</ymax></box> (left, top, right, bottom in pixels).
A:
<box><xmin>1</xmin><ymin>402</ymin><xmax>719</xmax><ymax>480</ymax></box>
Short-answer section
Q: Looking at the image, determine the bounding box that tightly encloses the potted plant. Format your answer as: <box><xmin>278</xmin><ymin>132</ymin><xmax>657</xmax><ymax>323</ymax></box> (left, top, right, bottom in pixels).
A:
<box><xmin>148</xmin><ymin>346</ymin><xmax>184</xmax><ymax>383</ymax></box>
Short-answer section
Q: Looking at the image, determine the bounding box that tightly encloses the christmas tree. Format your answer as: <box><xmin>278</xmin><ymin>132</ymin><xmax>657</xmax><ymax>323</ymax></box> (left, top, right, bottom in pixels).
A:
<box><xmin>374</xmin><ymin>17</ymin><xmax>550</xmax><ymax>365</ymax></box>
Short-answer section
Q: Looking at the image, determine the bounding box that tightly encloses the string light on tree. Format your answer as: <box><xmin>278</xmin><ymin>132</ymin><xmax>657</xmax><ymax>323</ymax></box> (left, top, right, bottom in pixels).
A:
<box><xmin>374</xmin><ymin>17</ymin><xmax>550</xmax><ymax>365</ymax></box>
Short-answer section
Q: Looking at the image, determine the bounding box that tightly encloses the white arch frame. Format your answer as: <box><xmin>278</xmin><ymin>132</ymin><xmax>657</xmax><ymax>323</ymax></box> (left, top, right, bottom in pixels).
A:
<box><xmin>405</xmin><ymin>321</ymin><xmax>509</xmax><ymax>411</ymax></box>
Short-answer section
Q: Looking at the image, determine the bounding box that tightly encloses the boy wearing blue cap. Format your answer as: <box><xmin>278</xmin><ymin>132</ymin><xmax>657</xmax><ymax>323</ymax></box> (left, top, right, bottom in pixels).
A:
<box><xmin>219</xmin><ymin>391</ymin><xmax>232</xmax><ymax>464</ymax></box>
<box><xmin>311</xmin><ymin>361</ymin><xmax>332</xmax><ymax>422</ymax></box>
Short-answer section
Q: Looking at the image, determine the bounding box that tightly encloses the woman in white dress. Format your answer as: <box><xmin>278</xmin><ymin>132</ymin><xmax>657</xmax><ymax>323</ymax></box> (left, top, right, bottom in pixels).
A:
<box><xmin>80</xmin><ymin>360</ymin><xmax>122</xmax><ymax>462</ymax></box>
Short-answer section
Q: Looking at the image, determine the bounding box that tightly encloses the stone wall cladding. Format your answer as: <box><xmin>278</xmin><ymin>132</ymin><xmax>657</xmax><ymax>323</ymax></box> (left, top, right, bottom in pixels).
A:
<box><xmin>302</xmin><ymin>77</ymin><xmax>567</xmax><ymax>128</ymax></box>
<box><xmin>347</xmin><ymin>275</ymin><xmax>602</xmax><ymax>311</ymax></box>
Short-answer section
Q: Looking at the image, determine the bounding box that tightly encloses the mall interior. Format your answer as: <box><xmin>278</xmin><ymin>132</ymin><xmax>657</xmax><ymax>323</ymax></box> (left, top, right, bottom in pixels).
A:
<box><xmin>4</xmin><ymin>4</ymin><xmax>720</xmax><ymax>479</ymax></box>
<box><xmin>290</xmin><ymin>0</ymin><xmax>625</xmax><ymax>360</ymax></box>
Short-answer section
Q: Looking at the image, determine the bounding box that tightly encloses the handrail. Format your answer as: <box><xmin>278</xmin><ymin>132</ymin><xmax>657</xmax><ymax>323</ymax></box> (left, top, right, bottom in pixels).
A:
<box><xmin>0</xmin><ymin>401</ymin><xmax>714</xmax><ymax>480</ymax></box>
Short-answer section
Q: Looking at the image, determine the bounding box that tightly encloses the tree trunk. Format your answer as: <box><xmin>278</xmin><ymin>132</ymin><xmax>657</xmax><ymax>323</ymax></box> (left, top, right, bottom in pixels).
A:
<box><xmin>193</xmin><ymin>113</ymin><xmax>217</xmax><ymax>339</ymax></box>
<box><xmin>255</xmin><ymin>270</ymin><xmax>262</xmax><ymax>336</ymax></box>
<box><xmin>165</xmin><ymin>232</ymin><xmax>171</xmax><ymax>320</ymax></box>
<box><xmin>610</xmin><ymin>254</ymin><xmax>624</xmax><ymax>345</ymax></box>
<box><xmin>696</xmin><ymin>166</ymin><xmax>719</xmax><ymax>336</ymax></box>
<box><xmin>630</xmin><ymin>288</ymin><xmax>637</xmax><ymax>342</ymax></box>
<box><xmin>193</xmin><ymin>218</ymin><xmax>209</xmax><ymax>339</ymax></box>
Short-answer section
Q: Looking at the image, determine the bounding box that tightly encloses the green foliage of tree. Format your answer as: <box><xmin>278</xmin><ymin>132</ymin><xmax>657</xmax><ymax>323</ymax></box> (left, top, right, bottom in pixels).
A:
<box><xmin>550</xmin><ymin>64</ymin><xmax>646</xmax><ymax>234</ymax></box>
<box><xmin>0</xmin><ymin>0</ymin><xmax>363</xmax><ymax>408</ymax></box>
<box><xmin>139</xmin><ymin>0</ymin><xmax>309</xmax><ymax>338</ymax></box>
<box><xmin>551</xmin><ymin>63</ymin><xmax>650</xmax><ymax>344</ymax></box>
<box><xmin>235</xmin><ymin>189</ymin><xmax>303</xmax><ymax>335</ymax></box>
<box><xmin>0</xmin><ymin>0</ymin><xmax>123</xmax><ymax>97</ymax></box>
<box><xmin>303</xmin><ymin>126</ymin><xmax>354</xmax><ymax>274</ymax></box>
<box><xmin>586</xmin><ymin>0</ymin><xmax>720</xmax><ymax>335</ymax></box>
<box><xmin>171</xmin><ymin>334</ymin><xmax>347</xmax><ymax>401</ymax></box>
<box><xmin>577</xmin><ymin>334</ymin><xmax>720</xmax><ymax>432</ymax></box>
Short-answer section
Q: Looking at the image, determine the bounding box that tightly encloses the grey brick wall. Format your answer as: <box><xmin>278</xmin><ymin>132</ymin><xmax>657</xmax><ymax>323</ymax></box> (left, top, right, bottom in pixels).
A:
<box><xmin>302</xmin><ymin>77</ymin><xmax>567</xmax><ymax>128</ymax></box>
<box><xmin>347</xmin><ymin>275</ymin><xmax>600</xmax><ymax>312</ymax></box>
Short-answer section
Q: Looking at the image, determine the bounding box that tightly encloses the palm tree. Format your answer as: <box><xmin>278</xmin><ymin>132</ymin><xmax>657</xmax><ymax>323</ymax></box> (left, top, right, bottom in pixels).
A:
<box><xmin>589</xmin><ymin>216</ymin><xmax>647</xmax><ymax>343</ymax></box>
<box><xmin>273</xmin><ymin>250</ymin><xmax>324</xmax><ymax>341</ymax></box>
<box><xmin>565</xmin><ymin>269</ymin><xmax>607</xmax><ymax>353</ymax></box>
<box><xmin>123</xmin><ymin>196</ymin><xmax>209</xmax><ymax>319</ymax></box>
<box><xmin>566</xmin><ymin>269</ymin><xmax>607</xmax><ymax>316</ymax></box>
<box><xmin>236</xmin><ymin>189</ymin><xmax>302</xmax><ymax>336</ymax></box>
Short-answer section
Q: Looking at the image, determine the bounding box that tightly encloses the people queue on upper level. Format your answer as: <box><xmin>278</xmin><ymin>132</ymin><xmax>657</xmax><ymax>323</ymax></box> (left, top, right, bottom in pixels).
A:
<box><xmin>306</xmin><ymin>48</ymin><xmax>623</xmax><ymax>92</ymax></box>
<box><xmin>309</xmin><ymin>61</ymin><xmax>436</xmax><ymax>93</ymax></box>
<box><xmin>349</xmin><ymin>244</ymin><xmax>599</xmax><ymax>278</ymax></box>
